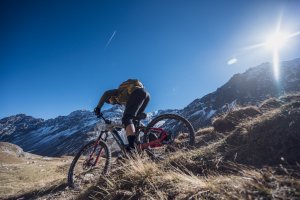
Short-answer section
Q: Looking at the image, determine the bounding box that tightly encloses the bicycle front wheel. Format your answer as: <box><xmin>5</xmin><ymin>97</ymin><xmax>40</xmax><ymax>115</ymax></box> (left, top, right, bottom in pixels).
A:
<box><xmin>144</xmin><ymin>114</ymin><xmax>195</xmax><ymax>148</ymax></box>
<box><xmin>67</xmin><ymin>140</ymin><xmax>111</xmax><ymax>189</ymax></box>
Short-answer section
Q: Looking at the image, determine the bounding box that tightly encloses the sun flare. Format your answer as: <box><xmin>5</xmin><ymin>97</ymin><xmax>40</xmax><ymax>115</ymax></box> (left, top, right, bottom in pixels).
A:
<box><xmin>265</xmin><ymin>32</ymin><xmax>288</xmax><ymax>50</ymax></box>
<box><xmin>240</xmin><ymin>28</ymin><xmax>300</xmax><ymax>81</ymax></box>
<box><xmin>264</xmin><ymin>31</ymin><xmax>289</xmax><ymax>80</ymax></box>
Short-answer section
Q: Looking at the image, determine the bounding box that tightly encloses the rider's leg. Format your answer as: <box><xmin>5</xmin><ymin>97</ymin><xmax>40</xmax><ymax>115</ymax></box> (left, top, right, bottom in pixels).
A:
<box><xmin>125</xmin><ymin>124</ymin><xmax>135</xmax><ymax>135</ymax></box>
<box><xmin>122</xmin><ymin>88</ymin><xmax>149</xmax><ymax>150</ymax></box>
<box><xmin>125</xmin><ymin>124</ymin><xmax>136</xmax><ymax>150</ymax></box>
<box><xmin>136</xmin><ymin>91</ymin><xmax>150</xmax><ymax>116</ymax></box>
<box><xmin>128</xmin><ymin>93</ymin><xmax>149</xmax><ymax>150</ymax></box>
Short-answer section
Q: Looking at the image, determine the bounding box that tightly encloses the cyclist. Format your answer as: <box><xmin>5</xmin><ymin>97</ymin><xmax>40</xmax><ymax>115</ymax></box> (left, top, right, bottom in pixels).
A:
<box><xmin>94</xmin><ymin>79</ymin><xmax>150</xmax><ymax>152</ymax></box>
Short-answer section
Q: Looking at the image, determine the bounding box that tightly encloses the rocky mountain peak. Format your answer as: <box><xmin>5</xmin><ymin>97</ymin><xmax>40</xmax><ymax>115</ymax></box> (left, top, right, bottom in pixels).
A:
<box><xmin>181</xmin><ymin>58</ymin><xmax>300</xmax><ymax>130</ymax></box>
<box><xmin>1</xmin><ymin>58</ymin><xmax>299</xmax><ymax>156</ymax></box>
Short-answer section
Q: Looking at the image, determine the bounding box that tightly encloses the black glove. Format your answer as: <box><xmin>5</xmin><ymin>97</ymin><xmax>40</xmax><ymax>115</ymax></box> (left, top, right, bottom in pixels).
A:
<box><xmin>93</xmin><ymin>107</ymin><xmax>101</xmax><ymax>117</ymax></box>
<box><xmin>104</xmin><ymin>119</ymin><xmax>112</xmax><ymax>124</ymax></box>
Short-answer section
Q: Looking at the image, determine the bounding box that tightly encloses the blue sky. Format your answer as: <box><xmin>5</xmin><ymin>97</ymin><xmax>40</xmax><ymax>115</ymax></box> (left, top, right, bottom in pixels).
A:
<box><xmin>1</xmin><ymin>0</ymin><xmax>300</xmax><ymax>119</ymax></box>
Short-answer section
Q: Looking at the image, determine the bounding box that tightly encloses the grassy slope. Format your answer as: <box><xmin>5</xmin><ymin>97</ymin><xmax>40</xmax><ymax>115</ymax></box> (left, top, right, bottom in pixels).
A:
<box><xmin>81</xmin><ymin>94</ymin><xmax>300</xmax><ymax>200</ymax></box>
<box><xmin>1</xmin><ymin>93</ymin><xmax>299</xmax><ymax>199</ymax></box>
<box><xmin>0</xmin><ymin>142</ymin><xmax>72</xmax><ymax>199</ymax></box>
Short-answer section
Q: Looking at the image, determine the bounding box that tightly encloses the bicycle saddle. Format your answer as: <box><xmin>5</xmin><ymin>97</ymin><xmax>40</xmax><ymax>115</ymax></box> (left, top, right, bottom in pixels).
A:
<box><xmin>134</xmin><ymin>113</ymin><xmax>147</xmax><ymax>120</ymax></box>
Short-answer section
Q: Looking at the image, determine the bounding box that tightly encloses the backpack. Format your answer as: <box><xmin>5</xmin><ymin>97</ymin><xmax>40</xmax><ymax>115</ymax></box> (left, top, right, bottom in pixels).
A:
<box><xmin>118</xmin><ymin>79</ymin><xmax>144</xmax><ymax>94</ymax></box>
<box><xmin>116</xmin><ymin>79</ymin><xmax>144</xmax><ymax>104</ymax></box>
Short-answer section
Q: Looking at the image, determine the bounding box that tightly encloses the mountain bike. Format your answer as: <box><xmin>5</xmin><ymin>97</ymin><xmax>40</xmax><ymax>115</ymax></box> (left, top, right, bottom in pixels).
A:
<box><xmin>67</xmin><ymin>112</ymin><xmax>195</xmax><ymax>189</ymax></box>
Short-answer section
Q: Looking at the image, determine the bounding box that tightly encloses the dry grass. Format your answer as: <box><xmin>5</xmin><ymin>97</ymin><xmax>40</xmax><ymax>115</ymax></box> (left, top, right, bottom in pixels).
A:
<box><xmin>279</xmin><ymin>92</ymin><xmax>300</xmax><ymax>102</ymax></box>
<box><xmin>90</xmin><ymin>154</ymin><xmax>209</xmax><ymax>200</ymax></box>
<box><xmin>84</xmin><ymin>151</ymin><xmax>300</xmax><ymax>200</ymax></box>
<box><xmin>0</xmin><ymin>142</ymin><xmax>72</xmax><ymax>199</ymax></box>
<box><xmin>0</xmin><ymin>160</ymin><xmax>70</xmax><ymax>198</ymax></box>
<box><xmin>2</xmin><ymin>94</ymin><xmax>300</xmax><ymax>199</ymax></box>
<box><xmin>223</xmin><ymin>100</ymin><xmax>300</xmax><ymax>166</ymax></box>
<box><xmin>194</xmin><ymin>127</ymin><xmax>225</xmax><ymax>149</ymax></box>
<box><xmin>206</xmin><ymin>165</ymin><xmax>300</xmax><ymax>199</ymax></box>
<box><xmin>196</xmin><ymin>127</ymin><xmax>214</xmax><ymax>136</ymax></box>
<box><xmin>212</xmin><ymin>106</ymin><xmax>261</xmax><ymax>132</ymax></box>
<box><xmin>83</xmin><ymin>94</ymin><xmax>300</xmax><ymax>199</ymax></box>
<box><xmin>259</xmin><ymin>97</ymin><xmax>283</xmax><ymax>112</ymax></box>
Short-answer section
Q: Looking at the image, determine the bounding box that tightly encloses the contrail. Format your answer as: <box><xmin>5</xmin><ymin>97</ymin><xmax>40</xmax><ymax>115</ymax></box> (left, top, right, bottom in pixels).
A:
<box><xmin>105</xmin><ymin>31</ymin><xmax>117</xmax><ymax>49</ymax></box>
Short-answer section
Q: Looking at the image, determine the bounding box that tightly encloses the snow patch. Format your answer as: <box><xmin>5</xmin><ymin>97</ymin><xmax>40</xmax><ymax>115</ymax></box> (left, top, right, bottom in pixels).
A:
<box><xmin>190</xmin><ymin>109</ymin><xmax>206</xmax><ymax>117</ymax></box>
<box><xmin>205</xmin><ymin>110</ymin><xmax>216</xmax><ymax>119</ymax></box>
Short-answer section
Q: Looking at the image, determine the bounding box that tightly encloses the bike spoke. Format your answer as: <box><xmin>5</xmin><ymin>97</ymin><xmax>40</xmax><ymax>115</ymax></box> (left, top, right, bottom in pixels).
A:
<box><xmin>142</xmin><ymin>114</ymin><xmax>195</xmax><ymax>157</ymax></box>
<box><xmin>68</xmin><ymin>140</ymin><xmax>111</xmax><ymax>189</ymax></box>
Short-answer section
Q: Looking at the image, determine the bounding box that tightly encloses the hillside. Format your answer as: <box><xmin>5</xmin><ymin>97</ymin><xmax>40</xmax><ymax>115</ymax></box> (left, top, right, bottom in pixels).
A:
<box><xmin>182</xmin><ymin>58</ymin><xmax>300</xmax><ymax>130</ymax></box>
<box><xmin>1</xmin><ymin>93</ymin><xmax>299</xmax><ymax>199</ymax></box>
<box><xmin>78</xmin><ymin>93</ymin><xmax>300</xmax><ymax>199</ymax></box>
<box><xmin>0</xmin><ymin>142</ymin><xmax>72</xmax><ymax>199</ymax></box>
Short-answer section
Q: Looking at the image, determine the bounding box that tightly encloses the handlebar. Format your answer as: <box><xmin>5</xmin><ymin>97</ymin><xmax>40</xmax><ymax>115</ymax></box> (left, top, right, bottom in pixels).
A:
<box><xmin>95</xmin><ymin>113</ymin><xmax>123</xmax><ymax>132</ymax></box>
<box><xmin>97</xmin><ymin>113</ymin><xmax>111</xmax><ymax>124</ymax></box>
<box><xmin>95</xmin><ymin>112</ymin><xmax>144</xmax><ymax>131</ymax></box>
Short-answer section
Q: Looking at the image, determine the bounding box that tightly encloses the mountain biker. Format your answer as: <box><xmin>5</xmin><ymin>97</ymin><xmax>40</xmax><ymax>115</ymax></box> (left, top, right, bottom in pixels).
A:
<box><xmin>94</xmin><ymin>79</ymin><xmax>150</xmax><ymax>152</ymax></box>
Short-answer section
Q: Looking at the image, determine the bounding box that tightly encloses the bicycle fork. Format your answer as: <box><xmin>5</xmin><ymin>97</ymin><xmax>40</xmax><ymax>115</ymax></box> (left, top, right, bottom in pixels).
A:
<box><xmin>88</xmin><ymin>131</ymin><xmax>108</xmax><ymax>166</ymax></box>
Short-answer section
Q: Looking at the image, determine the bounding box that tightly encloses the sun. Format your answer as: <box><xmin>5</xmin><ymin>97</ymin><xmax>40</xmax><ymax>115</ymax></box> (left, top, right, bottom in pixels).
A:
<box><xmin>265</xmin><ymin>32</ymin><xmax>288</xmax><ymax>50</ymax></box>
<box><xmin>238</xmin><ymin>29</ymin><xmax>299</xmax><ymax>81</ymax></box>
<box><xmin>230</xmin><ymin>16</ymin><xmax>300</xmax><ymax>81</ymax></box>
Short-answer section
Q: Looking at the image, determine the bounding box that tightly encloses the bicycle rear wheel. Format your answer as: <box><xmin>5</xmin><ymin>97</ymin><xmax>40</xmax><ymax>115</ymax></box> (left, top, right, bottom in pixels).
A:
<box><xmin>143</xmin><ymin>114</ymin><xmax>195</xmax><ymax>151</ymax></box>
<box><xmin>68</xmin><ymin>140</ymin><xmax>111</xmax><ymax>189</ymax></box>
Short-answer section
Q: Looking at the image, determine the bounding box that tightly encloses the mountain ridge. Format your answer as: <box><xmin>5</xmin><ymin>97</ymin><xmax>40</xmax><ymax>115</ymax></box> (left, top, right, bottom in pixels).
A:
<box><xmin>1</xmin><ymin>58</ymin><xmax>300</xmax><ymax>156</ymax></box>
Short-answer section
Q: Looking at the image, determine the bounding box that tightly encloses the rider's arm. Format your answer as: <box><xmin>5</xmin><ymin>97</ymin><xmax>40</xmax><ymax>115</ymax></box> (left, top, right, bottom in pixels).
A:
<box><xmin>96</xmin><ymin>89</ymin><xmax>119</xmax><ymax>110</ymax></box>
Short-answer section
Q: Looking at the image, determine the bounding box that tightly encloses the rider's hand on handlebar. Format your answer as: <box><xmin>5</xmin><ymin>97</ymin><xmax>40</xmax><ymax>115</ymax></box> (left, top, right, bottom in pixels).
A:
<box><xmin>104</xmin><ymin>119</ymin><xmax>111</xmax><ymax>124</ymax></box>
<box><xmin>93</xmin><ymin>107</ymin><xmax>103</xmax><ymax>118</ymax></box>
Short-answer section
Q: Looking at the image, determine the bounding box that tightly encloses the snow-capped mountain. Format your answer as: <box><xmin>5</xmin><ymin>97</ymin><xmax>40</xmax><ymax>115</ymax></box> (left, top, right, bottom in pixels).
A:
<box><xmin>0</xmin><ymin>105</ymin><xmax>171</xmax><ymax>156</ymax></box>
<box><xmin>0</xmin><ymin>110</ymin><xmax>94</xmax><ymax>156</ymax></box>
<box><xmin>0</xmin><ymin>106</ymin><xmax>118</xmax><ymax>156</ymax></box>
<box><xmin>180</xmin><ymin>58</ymin><xmax>300</xmax><ymax>130</ymax></box>
<box><xmin>1</xmin><ymin>58</ymin><xmax>300</xmax><ymax>156</ymax></box>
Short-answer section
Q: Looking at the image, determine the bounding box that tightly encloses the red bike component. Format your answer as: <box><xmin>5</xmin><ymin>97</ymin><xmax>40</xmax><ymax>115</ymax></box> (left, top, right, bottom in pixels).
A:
<box><xmin>140</xmin><ymin>128</ymin><xmax>168</xmax><ymax>150</ymax></box>
<box><xmin>87</xmin><ymin>140</ymin><xmax>104</xmax><ymax>166</ymax></box>
<box><xmin>94</xmin><ymin>148</ymin><xmax>103</xmax><ymax>166</ymax></box>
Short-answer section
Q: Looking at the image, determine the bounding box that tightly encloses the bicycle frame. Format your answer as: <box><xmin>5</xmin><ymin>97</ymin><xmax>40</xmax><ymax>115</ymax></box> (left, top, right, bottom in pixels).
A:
<box><xmin>69</xmin><ymin>113</ymin><xmax>195</xmax><ymax>189</ymax></box>
<box><xmin>139</xmin><ymin>127</ymin><xmax>168</xmax><ymax>149</ymax></box>
<box><xmin>86</xmin><ymin>131</ymin><xmax>109</xmax><ymax>167</ymax></box>
<box><xmin>88</xmin><ymin>116</ymin><xmax>170</xmax><ymax>166</ymax></box>
<box><xmin>100</xmin><ymin>125</ymin><xmax>169</xmax><ymax>152</ymax></box>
